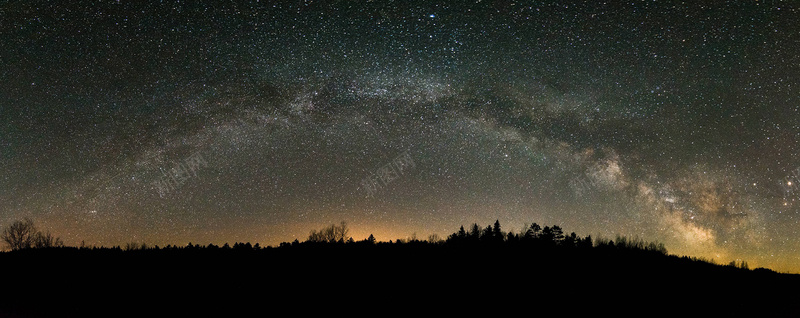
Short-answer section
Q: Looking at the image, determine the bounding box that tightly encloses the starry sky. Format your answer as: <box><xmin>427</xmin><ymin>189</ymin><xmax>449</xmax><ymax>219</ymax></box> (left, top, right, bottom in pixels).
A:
<box><xmin>2</xmin><ymin>1</ymin><xmax>799</xmax><ymax>272</ymax></box>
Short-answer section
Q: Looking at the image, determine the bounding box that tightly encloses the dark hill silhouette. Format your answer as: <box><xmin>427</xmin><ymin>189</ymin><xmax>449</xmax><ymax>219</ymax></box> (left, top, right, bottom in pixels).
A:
<box><xmin>0</xmin><ymin>220</ymin><xmax>798</xmax><ymax>317</ymax></box>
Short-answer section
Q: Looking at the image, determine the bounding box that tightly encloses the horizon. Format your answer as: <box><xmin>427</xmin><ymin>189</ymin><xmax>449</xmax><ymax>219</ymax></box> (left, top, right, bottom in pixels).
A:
<box><xmin>2</xmin><ymin>1</ymin><xmax>800</xmax><ymax>275</ymax></box>
<box><xmin>3</xmin><ymin>218</ymin><xmax>796</xmax><ymax>275</ymax></box>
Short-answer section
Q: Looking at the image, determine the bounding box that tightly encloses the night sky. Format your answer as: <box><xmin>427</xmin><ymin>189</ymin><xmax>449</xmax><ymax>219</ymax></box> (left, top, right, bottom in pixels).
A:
<box><xmin>2</xmin><ymin>1</ymin><xmax>799</xmax><ymax>272</ymax></box>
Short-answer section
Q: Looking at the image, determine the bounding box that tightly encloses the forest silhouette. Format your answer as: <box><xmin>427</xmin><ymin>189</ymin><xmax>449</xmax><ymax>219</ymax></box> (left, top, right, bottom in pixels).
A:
<box><xmin>1</xmin><ymin>219</ymin><xmax>799</xmax><ymax>317</ymax></box>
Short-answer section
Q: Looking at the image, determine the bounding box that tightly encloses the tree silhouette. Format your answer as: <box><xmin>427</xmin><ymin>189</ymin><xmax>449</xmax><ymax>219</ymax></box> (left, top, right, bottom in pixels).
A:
<box><xmin>505</xmin><ymin>231</ymin><xmax>517</xmax><ymax>243</ymax></box>
<box><xmin>492</xmin><ymin>220</ymin><xmax>503</xmax><ymax>241</ymax></box>
<box><xmin>527</xmin><ymin>223</ymin><xmax>542</xmax><ymax>240</ymax></box>
<box><xmin>562</xmin><ymin>232</ymin><xmax>577</xmax><ymax>248</ymax></box>
<box><xmin>33</xmin><ymin>230</ymin><xmax>64</xmax><ymax>248</ymax></box>
<box><xmin>457</xmin><ymin>226</ymin><xmax>466</xmax><ymax>238</ymax></box>
<box><xmin>541</xmin><ymin>226</ymin><xmax>553</xmax><ymax>242</ymax></box>
<box><xmin>2</xmin><ymin>218</ymin><xmax>37</xmax><ymax>250</ymax></box>
<box><xmin>551</xmin><ymin>225</ymin><xmax>565</xmax><ymax>244</ymax></box>
<box><xmin>481</xmin><ymin>225</ymin><xmax>493</xmax><ymax>242</ymax></box>
<box><xmin>2</xmin><ymin>218</ymin><xmax>63</xmax><ymax>250</ymax></box>
<box><xmin>307</xmin><ymin>221</ymin><xmax>351</xmax><ymax>243</ymax></box>
<box><xmin>579</xmin><ymin>235</ymin><xmax>593</xmax><ymax>249</ymax></box>
<box><xmin>125</xmin><ymin>242</ymin><xmax>142</xmax><ymax>251</ymax></box>
<box><xmin>469</xmin><ymin>223</ymin><xmax>481</xmax><ymax>241</ymax></box>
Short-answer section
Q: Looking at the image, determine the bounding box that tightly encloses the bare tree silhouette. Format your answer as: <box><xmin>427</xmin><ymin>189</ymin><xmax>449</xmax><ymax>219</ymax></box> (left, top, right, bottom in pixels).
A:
<box><xmin>307</xmin><ymin>221</ymin><xmax>351</xmax><ymax>243</ymax></box>
<box><xmin>2</xmin><ymin>218</ymin><xmax>64</xmax><ymax>250</ymax></box>
<box><xmin>33</xmin><ymin>230</ymin><xmax>64</xmax><ymax>249</ymax></box>
<box><xmin>2</xmin><ymin>218</ymin><xmax>37</xmax><ymax>250</ymax></box>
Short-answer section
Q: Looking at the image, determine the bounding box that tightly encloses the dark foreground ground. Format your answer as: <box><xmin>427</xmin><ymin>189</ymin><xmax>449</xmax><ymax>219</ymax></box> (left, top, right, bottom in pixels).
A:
<box><xmin>1</xmin><ymin>245</ymin><xmax>798</xmax><ymax>317</ymax></box>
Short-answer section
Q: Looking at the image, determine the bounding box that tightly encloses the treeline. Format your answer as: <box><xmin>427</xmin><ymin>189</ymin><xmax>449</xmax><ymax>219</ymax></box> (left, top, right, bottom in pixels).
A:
<box><xmin>286</xmin><ymin>220</ymin><xmax>667</xmax><ymax>256</ymax></box>
<box><xmin>0</xmin><ymin>218</ymin><xmax>664</xmax><ymax>257</ymax></box>
<box><xmin>3</xmin><ymin>218</ymin><xmax>764</xmax><ymax>274</ymax></box>
<box><xmin>1</xmin><ymin>219</ymin><xmax>664</xmax><ymax>255</ymax></box>
<box><xmin>444</xmin><ymin>221</ymin><xmax>597</xmax><ymax>249</ymax></box>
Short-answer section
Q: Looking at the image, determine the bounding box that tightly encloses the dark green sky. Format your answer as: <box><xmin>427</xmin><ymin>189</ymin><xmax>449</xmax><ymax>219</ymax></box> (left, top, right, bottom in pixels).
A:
<box><xmin>2</xmin><ymin>0</ymin><xmax>800</xmax><ymax>272</ymax></box>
